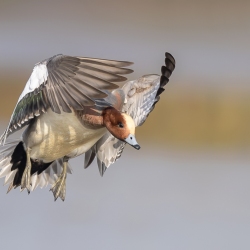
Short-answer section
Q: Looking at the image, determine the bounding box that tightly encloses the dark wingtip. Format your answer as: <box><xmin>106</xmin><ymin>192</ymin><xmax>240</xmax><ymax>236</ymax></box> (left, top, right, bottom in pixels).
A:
<box><xmin>123</xmin><ymin>69</ymin><xmax>134</xmax><ymax>74</ymax></box>
<box><xmin>165</xmin><ymin>52</ymin><xmax>176</xmax><ymax>65</ymax></box>
<box><xmin>161</xmin><ymin>66</ymin><xmax>172</xmax><ymax>79</ymax></box>
<box><xmin>160</xmin><ymin>75</ymin><xmax>169</xmax><ymax>87</ymax></box>
<box><xmin>156</xmin><ymin>87</ymin><xmax>165</xmax><ymax>96</ymax></box>
<box><xmin>151</xmin><ymin>52</ymin><xmax>176</xmax><ymax>109</ymax></box>
<box><xmin>162</xmin><ymin>52</ymin><xmax>175</xmax><ymax>84</ymax></box>
<box><xmin>121</xmin><ymin>61</ymin><xmax>134</xmax><ymax>67</ymax></box>
<box><xmin>161</xmin><ymin>52</ymin><xmax>175</xmax><ymax>79</ymax></box>
<box><xmin>98</xmin><ymin>163</ymin><xmax>107</xmax><ymax>177</ymax></box>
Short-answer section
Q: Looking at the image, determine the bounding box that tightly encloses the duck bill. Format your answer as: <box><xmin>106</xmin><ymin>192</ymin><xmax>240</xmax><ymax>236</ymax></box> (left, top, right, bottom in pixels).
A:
<box><xmin>124</xmin><ymin>134</ymin><xmax>141</xmax><ymax>150</ymax></box>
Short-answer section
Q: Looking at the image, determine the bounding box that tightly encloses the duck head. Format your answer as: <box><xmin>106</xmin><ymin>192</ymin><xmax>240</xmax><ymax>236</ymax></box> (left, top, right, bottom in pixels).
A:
<box><xmin>103</xmin><ymin>107</ymin><xmax>140</xmax><ymax>150</ymax></box>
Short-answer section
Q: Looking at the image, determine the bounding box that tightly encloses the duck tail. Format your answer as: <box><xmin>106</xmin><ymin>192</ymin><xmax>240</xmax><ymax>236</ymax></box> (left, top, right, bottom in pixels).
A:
<box><xmin>0</xmin><ymin>140</ymin><xmax>28</xmax><ymax>192</ymax></box>
<box><xmin>0</xmin><ymin>140</ymin><xmax>73</xmax><ymax>194</ymax></box>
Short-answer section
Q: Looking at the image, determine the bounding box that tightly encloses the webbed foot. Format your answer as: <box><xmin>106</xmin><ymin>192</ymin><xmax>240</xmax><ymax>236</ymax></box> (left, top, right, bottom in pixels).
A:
<box><xmin>50</xmin><ymin>160</ymin><xmax>68</xmax><ymax>201</ymax></box>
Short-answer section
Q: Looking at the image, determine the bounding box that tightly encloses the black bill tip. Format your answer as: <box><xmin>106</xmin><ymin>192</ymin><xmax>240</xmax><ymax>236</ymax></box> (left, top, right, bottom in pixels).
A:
<box><xmin>133</xmin><ymin>144</ymin><xmax>141</xmax><ymax>150</ymax></box>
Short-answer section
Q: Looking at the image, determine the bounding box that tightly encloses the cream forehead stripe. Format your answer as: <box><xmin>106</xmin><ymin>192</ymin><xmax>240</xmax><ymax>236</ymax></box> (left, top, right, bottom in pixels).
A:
<box><xmin>122</xmin><ymin>113</ymin><xmax>135</xmax><ymax>135</ymax></box>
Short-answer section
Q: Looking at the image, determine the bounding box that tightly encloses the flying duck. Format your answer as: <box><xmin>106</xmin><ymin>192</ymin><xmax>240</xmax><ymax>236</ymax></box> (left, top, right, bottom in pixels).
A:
<box><xmin>0</xmin><ymin>52</ymin><xmax>175</xmax><ymax>201</ymax></box>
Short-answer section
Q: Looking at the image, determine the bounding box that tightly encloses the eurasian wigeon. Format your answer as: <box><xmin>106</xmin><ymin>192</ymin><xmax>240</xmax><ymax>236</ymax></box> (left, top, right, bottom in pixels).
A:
<box><xmin>0</xmin><ymin>52</ymin><xmax>175</xmax><ymax>200</ymax></box>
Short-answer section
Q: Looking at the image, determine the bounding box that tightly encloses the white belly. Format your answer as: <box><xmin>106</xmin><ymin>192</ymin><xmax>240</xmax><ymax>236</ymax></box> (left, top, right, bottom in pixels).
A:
<box><xmin>22</xmin><ymin>109</ymin><xmax>106</xmax><ymax>162</ymax></box>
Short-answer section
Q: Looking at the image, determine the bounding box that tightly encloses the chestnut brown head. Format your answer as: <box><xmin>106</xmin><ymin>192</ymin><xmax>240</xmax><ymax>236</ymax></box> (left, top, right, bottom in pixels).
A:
<box><xmin>102</xmin><ymin>107</ymin><xmax>140</xmax><ymax>150</ymax></box>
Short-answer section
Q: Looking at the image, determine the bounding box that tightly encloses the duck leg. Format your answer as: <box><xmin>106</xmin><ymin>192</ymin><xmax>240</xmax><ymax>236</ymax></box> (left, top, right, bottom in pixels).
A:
<box><xmin>21</xmin><ymin>147</ymin><xmax>32</xmax><ymax>193</ymax></box>
<box><xmin>50</xmin><ymin>157</ymin><xmax>68</xmax><ymax>201</ymax></box>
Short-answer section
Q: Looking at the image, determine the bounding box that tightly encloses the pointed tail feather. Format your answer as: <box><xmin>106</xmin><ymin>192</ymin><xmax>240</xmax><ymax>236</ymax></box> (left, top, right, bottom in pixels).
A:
<box><xmin>0</xmin><ymin>140</ymin><xmax>72</xmax><ymax>194</ymax></box>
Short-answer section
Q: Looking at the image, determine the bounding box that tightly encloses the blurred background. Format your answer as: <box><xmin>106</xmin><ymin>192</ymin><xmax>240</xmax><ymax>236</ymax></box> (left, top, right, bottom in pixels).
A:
<box><xmin>0</xmin><ymin>1</ymin><xmax>250</xmax><ymax>249</ymax></box>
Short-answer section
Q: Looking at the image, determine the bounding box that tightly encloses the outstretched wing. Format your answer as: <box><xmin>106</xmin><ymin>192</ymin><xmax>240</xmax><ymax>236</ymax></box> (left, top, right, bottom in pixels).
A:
<box><xmin>0</xmin><ymin>55</ymin><xmax>133</xmax><ymax>145</ymax></box>
<box><xmin>122</xmin><ymin>52</ymin><xmax>175</xmax><ymax>126</ymax></box>
<box><xmin>84</xmin><ymin>52</ymin><xmax>175</xmax><ymax>175</ymax></box>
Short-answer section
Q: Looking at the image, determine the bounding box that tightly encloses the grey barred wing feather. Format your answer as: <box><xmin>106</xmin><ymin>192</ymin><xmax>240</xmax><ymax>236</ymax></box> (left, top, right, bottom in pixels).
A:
<box><xmin>0</xmin><ymin>55</ymin><xmax>133</xmax><ymax>145</ymax></box>
<box><xmin>84</xmin><ymin>132</ymin><xmax>125</xmax><ymax>176</ymax></box>
<box><xmin>84</xmin><ymin>53</ymin><xmax>175</xmax><ymax>176</ymax></box>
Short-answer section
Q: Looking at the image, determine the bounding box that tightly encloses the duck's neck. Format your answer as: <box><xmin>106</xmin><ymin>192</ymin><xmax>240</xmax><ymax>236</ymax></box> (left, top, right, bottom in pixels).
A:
<box><xmin>83</xmin><ymin>114</ymin><xmax>104</xmax><ymax>127</ymax></box>
<box><xmin>77</xmin><ymin>107</ymin><xmax>104</xmax><ymax>129</ymax></box>
<box><xmin>78</xmin><ymin>107</ymin><xmax>121</xmax><ymax>129</ymax></box>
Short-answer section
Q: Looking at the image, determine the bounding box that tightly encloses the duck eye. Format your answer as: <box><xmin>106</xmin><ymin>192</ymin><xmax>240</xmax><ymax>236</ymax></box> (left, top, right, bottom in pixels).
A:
<box><xmin>118</xmin><ymin>122</ymin><xmax>124</xmax><ymax>128</ymax></box>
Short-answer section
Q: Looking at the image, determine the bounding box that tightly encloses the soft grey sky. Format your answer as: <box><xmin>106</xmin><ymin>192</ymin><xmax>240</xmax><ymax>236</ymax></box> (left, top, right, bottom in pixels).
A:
<box><xmin>0</xmin><ymin>0</ymin><xmax>250</xmax><ymax>88</ymax></box>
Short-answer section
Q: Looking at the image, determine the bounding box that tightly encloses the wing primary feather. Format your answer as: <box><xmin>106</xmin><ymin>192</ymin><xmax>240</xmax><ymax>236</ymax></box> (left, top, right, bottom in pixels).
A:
<box><xmin>160</xmin><ymin>75</ymin><xmax>169</xmax><ymax>87</ymax></box>
<box><xmin>54</xmin><ymin>87</ymin><xmax>72</xmax><ymax>113</ymax></box>
<box><xmin>70</xmin><ymin>77</ymin><xmax>108</xmax><ymax>99</ymax></box>
<box><xmin>43</xmin><ymin>83</ymin><xmax>54</xmax><ymax>112</ymax></box>
<box><xmin>62</xmin><ymin>57</ymin><xmax>81</xmax><ymax>65</ymax></box>
<box><xmin>165</xmin><ymin>58</ymin><xmax>175</xmax><ymax>72</ymax></box>
<box><xmin>65</xmin><ymin>81</ymin><xmax>95</xmax><ymax>106</ymax></box>
<box><xmin>51</xmin><ymin>70</ymin><xmax>83</xmax><ymax>110</ymax></box>
<box><xmin>97</xmin><ymin>158</ymin><xmax>107</xmax><ymax>177</ymax></box>
<box><xmin>76</xmin><ymin>71</ymin><xmax>119</xmax><ymax>90</ymax></box>
<box><xmin>52</xmin><ymin>69</ymin><xmax>94</xmax><ymax>108</ymax></box>
<box><xmin>77</xmin><ymin>67</ymin><xmax>127</xmax><ymax>82</ymax></box>
<box><xmin>60</xmin><ymin>61</ymin><xmax>79</xmax><ymax>72</ymax></box>
<box><xmin>46</xmin><ymin>76</ymin><xmax>61</xmax><ymax>114</ymax></box>
<box><xmin>84</xmin><ymin>148</ymin><xmax>96</xmax><ymax>169</ymax></box>
<box><xmin>49</xmin><ymin>72</ymin><xmax>72</xmax><ymax>112</ymax></box>
<box><xmin>161</xmin><ymin>66</ymin><xmax>173</xmax><ymax>78</ymax></box>
<box><xmin>78</xmin><ymin>62</ymin><xmax>133</xmax><ymax>75</ymax></box>
<box><xmin>57</xmin><ymin>64</ymin><xmax>76</xmax><ymax>77</ymax></box>
<box><xmin>55</xmin><ymin>68</ymin><xmax>71</xmax><ymax>82</ymax></box>
<box><xmin>40</xmin><ymin>90</ymin><xmax>49</xmax><ymax>112</ymax></box>
<box><xmin>156</xmin><ymin>87</ymin><xmax>165</xmax><ymax>96</ymax></box>
<box><xmin>54</xmin><ymin>81</ymin><xmax>83</xmax><ymax>110</ymax></box>
<box><xmin>165</xmin><ymin>52</ymin><xmax>175</xmax><ymax>65</ymax></box>
<box><xmin>79</xmin><ymin>57</ymin><xmax>133</xmax><ymax>67</ymax></box>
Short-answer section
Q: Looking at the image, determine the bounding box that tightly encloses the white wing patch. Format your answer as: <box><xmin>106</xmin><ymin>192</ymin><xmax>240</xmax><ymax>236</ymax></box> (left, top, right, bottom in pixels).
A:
<box><xmin>18</xmin><ymin>63</ymin><xmax>48</xmax><ymax>103</ymax></box>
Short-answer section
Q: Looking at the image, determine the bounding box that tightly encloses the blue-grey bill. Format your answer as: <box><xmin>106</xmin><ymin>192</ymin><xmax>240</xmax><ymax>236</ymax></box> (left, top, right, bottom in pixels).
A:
<box><xmin>124</xmin><ymin>134</ymin><xmax>141</xmax><ymax>150</ymax></box>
